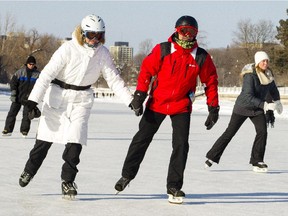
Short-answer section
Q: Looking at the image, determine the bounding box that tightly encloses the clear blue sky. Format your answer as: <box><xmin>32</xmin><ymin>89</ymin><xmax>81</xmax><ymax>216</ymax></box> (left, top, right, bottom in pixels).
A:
<box><xmin>0</xmin><ymin>1</ymin><xmax>287</xmax><ymax>53</ymax></box>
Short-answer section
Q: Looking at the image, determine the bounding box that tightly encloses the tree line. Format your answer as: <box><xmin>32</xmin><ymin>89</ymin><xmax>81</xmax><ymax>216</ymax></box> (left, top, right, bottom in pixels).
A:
<box><xmin>1</xmin><ymin>10</ymin><xmax>288</xmax><ymax>87</ymax></box>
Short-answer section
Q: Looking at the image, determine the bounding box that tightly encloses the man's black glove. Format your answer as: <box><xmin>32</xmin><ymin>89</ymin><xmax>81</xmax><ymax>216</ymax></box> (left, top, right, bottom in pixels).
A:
<box><xmin>129</xmin><ymin>90</ymin><xmax>147</xmax><ymax>116</ymax></box>
<box><xmin>25</xmin><ymin>100</ymin><xmax>41</xmax><ymax>120</ymax></box>
<box><xmin>205</xmin><ymin>105</ymin><xmax>220</xmax><ymax>130</ymax></box>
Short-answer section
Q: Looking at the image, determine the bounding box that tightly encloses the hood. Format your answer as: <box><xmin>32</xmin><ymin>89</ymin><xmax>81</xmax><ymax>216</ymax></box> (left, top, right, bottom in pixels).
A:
<box><xmin>240</xmin><ymin>63</ymin><xmax>274</xmax><ymax>85</ymax></box>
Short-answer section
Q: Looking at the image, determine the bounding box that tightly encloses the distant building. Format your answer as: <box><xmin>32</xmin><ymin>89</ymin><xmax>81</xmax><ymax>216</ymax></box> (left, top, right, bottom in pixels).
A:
<box><xmin>109</xmin><ymin>41</ymin><xmax>133</xmax><ymax>65</ymax></box>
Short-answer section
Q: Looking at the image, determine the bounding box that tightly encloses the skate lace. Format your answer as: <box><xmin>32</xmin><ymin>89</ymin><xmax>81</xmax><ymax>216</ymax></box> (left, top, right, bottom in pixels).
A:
<box><xmin>168</xmin><ymin>188</ymin><xmax>185</xmax><ymax>197</ymax></box>
<box><xmin>21</xmin><ymin>171</ymin><xmax>33</xmax><ymax>182</ymax></box>
<box><xmin>63</xmin><ymin>181</ymin><xmax>78</xmax><ymax>191</ymax></box>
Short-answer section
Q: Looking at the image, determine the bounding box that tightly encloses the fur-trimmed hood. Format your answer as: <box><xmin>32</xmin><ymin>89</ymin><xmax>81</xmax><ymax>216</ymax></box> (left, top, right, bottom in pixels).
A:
<box><xmin>241</xmin><ymin>63</ymin><xmax>274</xmax><ymax>85</ymax></box>
<box><xmin>71</xmin><ymin>25</ymin><xmax>105</xmax><ymax>47</ymax></box>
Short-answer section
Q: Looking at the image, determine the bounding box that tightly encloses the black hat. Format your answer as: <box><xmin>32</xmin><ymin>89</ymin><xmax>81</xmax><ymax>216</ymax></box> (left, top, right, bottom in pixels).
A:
<box><xmin>26</xmin><ymin>56</ymin><xmax>36</xmax><ymax>65</ymax></box>
<box><xmin>175</xmin><ymin>16</ymin><xmax>198</xmax><ymax>30</ymax></box>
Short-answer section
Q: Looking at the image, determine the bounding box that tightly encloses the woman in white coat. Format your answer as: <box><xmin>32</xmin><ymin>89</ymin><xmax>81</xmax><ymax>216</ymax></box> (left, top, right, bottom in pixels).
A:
<box><xmin>19</xmin><ymin>14</ymin><xmax>132</xmax><ymax>198</ymax></box>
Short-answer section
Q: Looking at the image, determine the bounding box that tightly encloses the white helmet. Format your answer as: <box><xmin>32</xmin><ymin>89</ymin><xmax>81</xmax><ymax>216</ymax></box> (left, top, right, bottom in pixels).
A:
<box><xmin>81</xmin><ymin>14</ymin><xmax>105</xmax><ymax>33</ymax></box>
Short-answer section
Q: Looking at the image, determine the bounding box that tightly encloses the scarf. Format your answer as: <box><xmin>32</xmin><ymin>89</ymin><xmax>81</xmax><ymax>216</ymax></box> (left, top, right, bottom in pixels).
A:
<box><xmin>174</xmin><ymin>36</ymin><xmax>195</xmax><ymax>49</ymax></box>
<box><xmin>256</xmin><ymin>67</ymin><xmax>274</xmax><ymax>85</ymax></box>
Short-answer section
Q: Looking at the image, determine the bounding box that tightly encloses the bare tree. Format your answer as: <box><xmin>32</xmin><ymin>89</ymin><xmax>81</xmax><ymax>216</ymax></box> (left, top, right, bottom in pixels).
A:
<box><xmin>138</xmin><ymin>39</ymin><xmax>153</xmax><ymax>56</ymax></box>
<box><xmin>233</xmin><ymin>19</ymin><xmax>276</xmax><ymax>47</ymax></box>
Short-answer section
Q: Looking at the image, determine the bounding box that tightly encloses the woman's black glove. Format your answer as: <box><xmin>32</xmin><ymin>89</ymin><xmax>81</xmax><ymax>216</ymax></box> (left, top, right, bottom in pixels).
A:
<box><xmin>129</xmin><ymin>90</ymin><xmax>147</xmax><ymax>116</ymax></box>
<box><xmin>28</xmin><ymin>106</ymin><xmax>41</xmax><ymax>120</ymax></box>
<box><xmin>205</xmin><ymin>106</ymin><xmax>220</xmax><ymax>130</ymax></box>
<box><xmin>25</xmin><ymin>100</ymin><xmax>41</xmax><ymax>120</ymax></box>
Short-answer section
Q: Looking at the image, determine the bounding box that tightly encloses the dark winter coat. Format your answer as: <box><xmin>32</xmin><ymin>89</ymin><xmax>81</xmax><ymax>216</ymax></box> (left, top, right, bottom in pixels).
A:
<box><xmin>10</xmin><ymin>66</ymin><xmax>40</xmax><ymax>105</ymax></box>
<box><xmin>136</xmin><ymin>33</ymin><xmax>219</xmax><ymax>115</ymax></box>
<box><xmin>233</xmin><ymin>64</ymin><xmax>280</xmax><ymax>116</ymax></box>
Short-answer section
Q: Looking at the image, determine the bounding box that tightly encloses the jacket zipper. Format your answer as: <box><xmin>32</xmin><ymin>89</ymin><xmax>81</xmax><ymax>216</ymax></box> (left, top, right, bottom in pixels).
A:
<box><xmin>185</xmin><ymin>64</ymin><xmax>189</xmax><ymax>78</ymax></box>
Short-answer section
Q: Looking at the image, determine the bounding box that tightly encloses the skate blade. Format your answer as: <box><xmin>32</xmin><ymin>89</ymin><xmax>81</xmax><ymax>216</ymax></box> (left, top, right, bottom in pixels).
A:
<box><xmin>168</xmin><ymin>194</ymin><xmax>184</xmax><ymax>204</ymax></box>
<box><xmin>62</xmin><ymin>194</ymin><xmax>77</xmax><ymax>201</ymax></box>
<box><xmin>204</xmin><ymin>164</ymin><xmax>210</xmax><ymax>169</ymax></box>
<box><xmin>253</xmin><ymin>167</ymin><xmax>268</xmax><ymax>173</ymax></box>
<box><xmin>2</xmin><ymin>133</ymin><xmax>12</xmax><ymax>136</ymax></box>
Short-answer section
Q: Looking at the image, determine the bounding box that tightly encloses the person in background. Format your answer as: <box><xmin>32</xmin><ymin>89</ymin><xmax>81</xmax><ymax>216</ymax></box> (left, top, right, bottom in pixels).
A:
<box><xmin>2</xmin><ymin>56</ymin><xmax>40</xmax><ymax>137</ymax></box>
<box><xmin>205</xmin><ymin>51</ymin><xmax>283</xmax><ymax>173</ymax></box>
<box><xmin>114</xmin><ymin>15</ymin><xmax>219</xmax><ymax>204</ymax></box>
<box><xmin>18</xmin><ymin>14</ymin><xmax>132</xmax><ymax>199</ymax></box>
<box><xmin>265</xmin><ymin>92</ymin><xmax>275</xmax><ymax>128</ymax></box>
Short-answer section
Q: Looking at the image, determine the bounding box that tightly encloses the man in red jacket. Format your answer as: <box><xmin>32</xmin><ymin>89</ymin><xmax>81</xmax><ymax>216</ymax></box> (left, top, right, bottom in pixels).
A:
<box><xmin>115</xmin><ymin>15</ymin><xmax>219</xmax><ymax>204</ymax></box>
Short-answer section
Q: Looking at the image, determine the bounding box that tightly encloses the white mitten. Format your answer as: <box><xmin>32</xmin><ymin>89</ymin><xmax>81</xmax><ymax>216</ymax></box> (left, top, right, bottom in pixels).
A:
<box><xmin>264</xmin><ymin>102</ymin><xmax>276</xmax><ymax>113</ymax></box>
<box><xmin>274</xmin><ymin>100</ymin><xmax>283</xmax><ymax>115</ymax></box>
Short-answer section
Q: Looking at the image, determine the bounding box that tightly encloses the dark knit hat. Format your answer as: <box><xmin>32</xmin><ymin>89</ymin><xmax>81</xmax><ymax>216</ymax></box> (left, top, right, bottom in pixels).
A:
<box><xmin>26</xmin><ymin>56</ymin><xmax>36</xmax><ymax>65</ymax></box>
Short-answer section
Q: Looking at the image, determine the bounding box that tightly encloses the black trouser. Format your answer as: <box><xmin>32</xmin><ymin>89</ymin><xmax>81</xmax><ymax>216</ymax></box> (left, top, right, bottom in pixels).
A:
<box><xmin>121</xmin><ymin>109</ymin><xmax>190</xmax><ymax>190</ymax></box>
<box><xmin>4</xmin><ymin>102</ymin><xmax>31</xmax><ymax>133</ymax></box>
<box><xmin>24</xmin><ymin>139</ymin><xmax>82</xmax><ymax>182</ymax></box>
<box><xmin>206</xmin><ymin>112</ymin><xmax>267</xmax><ymax>165</ymax></box>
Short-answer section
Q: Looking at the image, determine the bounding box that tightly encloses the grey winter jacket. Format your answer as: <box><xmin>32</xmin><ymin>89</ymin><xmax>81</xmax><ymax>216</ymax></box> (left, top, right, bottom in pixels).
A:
<box><xmin>233</xmin><ymin>64</ymin><xmax>280</xmax><ymax>117</ymax></box>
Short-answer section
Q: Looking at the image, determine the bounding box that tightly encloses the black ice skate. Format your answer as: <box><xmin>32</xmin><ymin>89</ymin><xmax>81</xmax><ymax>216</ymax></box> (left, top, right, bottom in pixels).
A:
<box><xmin>205</xmin><ymin>159</ymin><xmax>214</xmax><ymax>168</ymax></box>
<box><xmin>252</xmin><ymin>162</ymin><xmax>268</xmax><ymax>173</ymax></box>
<box><xmin>62</xmin><ymin>181</ymin><xmax>77</xmax><ymax>200</ymax></box>
<box><xmin>114</xmin><ymin>177</ymin><xmax>131</xmax><ymax>194</ymax></box>
<box><xmin>167</xmin><ymin>188</ymin><xmax>185</xmax><ymax>204</ymax></box>
<box><xmin>2</xmin><ymin>130</ymin><xmax>12</xmax><ymax>136</ymax></box>
<box><xmin>19</xmin><ymin>171</ymin><xmax>33</xmax><ymax>187</ymax></box>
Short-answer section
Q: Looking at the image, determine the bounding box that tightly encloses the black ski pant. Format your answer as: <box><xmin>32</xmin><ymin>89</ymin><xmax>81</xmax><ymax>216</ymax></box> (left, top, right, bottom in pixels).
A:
<box><xmin>121</xmin><ymin>108</ymin><xmax>190</xmax><ymax>190</ymax></box>
<box><xmin>4</xmin><ymin>102</ymin><xmax>31</xmax><ymax>133</ymax></box>
<box><xmin>206</xmin><ymin>112</ymin><xmax>267</xmax><ymax>165</ymax></box>
<box><xmin>24</xmin><ymin>139</ymin><xmax>82</xmax><ymax>182</ymax></box>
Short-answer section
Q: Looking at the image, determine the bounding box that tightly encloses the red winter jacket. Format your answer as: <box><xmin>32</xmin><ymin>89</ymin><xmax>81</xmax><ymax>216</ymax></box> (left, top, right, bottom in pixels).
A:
<box><xmin>136</xmin><ymin>35</ymin><xmax>219</xmax><ymax>115</ymax></box>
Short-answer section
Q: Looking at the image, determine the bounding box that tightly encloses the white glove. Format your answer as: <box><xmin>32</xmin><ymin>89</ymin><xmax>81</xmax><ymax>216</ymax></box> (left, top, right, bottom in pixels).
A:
<box><xmin>274</xmin><ymin>100</ymin><xmax>283</xmax><ymax>115</ymax></box>
<box><xmin>264</xmin><ymin>102</ymin><xmax>276</xmax><ymax>113</ymax></box>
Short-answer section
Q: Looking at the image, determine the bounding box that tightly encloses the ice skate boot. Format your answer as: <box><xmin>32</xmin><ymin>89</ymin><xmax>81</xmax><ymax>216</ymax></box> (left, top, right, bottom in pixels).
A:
<box><xmin>2</xmin><ymin>130</ymin><xmax>12</xmax><ymax>136</ymax></box>
<box><xmin>21</xmin><ymin>131</ymin><xmax>28</xmax><ymax>138</ymax></box>
<box><xmin>252</xmin><ymin>162</ymin><xmax>268</xmax><ymax>173</ymax></box>
<box><xmin>19</xmin><ymin>171</ymin><xmax>33</xmax><ymax>187</ymax></box>
<box><xmin>62</xmin><ymin>181</ymin><xmax>77</xmax><ymax>200</ymax></box>
<box><xmin>205</xmin><ymin>159</ymin><xmax>214</xmax><ymax>168</ymax></box>
<box><xmin>167</xmin><ymin>188</ymin><xmax>185</xmax><ymax>204</ymax></box>
<box><xmin>114</xmin><ymin>177</ymin><xmax>131</xmax><ymax>194</ymax></box>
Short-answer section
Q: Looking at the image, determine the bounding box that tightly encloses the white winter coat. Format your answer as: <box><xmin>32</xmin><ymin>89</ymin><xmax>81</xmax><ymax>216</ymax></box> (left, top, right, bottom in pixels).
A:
<box><xmin>28</xmin><ymin>32</ymin><xmax>132</xmax><ymax>145</ymax></box>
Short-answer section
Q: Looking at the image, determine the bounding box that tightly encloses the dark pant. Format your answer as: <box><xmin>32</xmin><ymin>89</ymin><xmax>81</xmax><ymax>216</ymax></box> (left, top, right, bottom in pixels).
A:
<box><xmin>4</xmin><ymin>102</ymin><xmax>31</xmax><ymax>133</ymax></box>
<box><xmin>206</xmin><ymin>112</ymin><xmax>267</xmax><ymax>165</ymax></box>
<box><xmin>121</xmin><ymin>109</ymin><xmax>190</xmax><ymax>190</ymax></box>
<box><xmin>24</xmin><ymin>139</ymin><xmax>82</xmax><ymax>182</ymax></box>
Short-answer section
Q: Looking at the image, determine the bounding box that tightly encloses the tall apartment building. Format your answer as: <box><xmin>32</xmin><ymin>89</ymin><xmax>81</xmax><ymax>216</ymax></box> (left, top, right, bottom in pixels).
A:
<box><xmin>109</xmin><ymin>42</ymin><xmax>133</xmax><ymax>65</ymax></box>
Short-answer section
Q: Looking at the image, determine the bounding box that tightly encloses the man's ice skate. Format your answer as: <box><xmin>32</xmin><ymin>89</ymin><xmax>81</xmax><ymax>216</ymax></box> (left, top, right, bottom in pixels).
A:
<box><xmin>114</xmin><ymin>177</ymin><xmax>131</xmax><ymax>194</ymax></box>
<box><xmin>2</xmin><ymin>130</ymin><xmax>12</xmax><ymax>136</ymax></box>
<box><xmin>205</xmin><ymin>159</ymin><xmax>214</xmax><ymax>169</ymax></box>
<box><xmin>62</xmin><ymin>181</ymin><xmax>77</xmax><ymax>200</ymax></box>
<box><xmin>167</xmin><ymin>188</ymin><xmax>185</xmax><ymax>204</ymax></box>
<box><xmin>19</xmin><ymin>171</ymin><xmax>33</xmax><ymax>187</ymax></box>
<box><xmin>21</xmin><ymin>131</ymin><xmax>28</xmax><ymax>138</ymax></box>
<box><xmin>252</xmin><ymin>162</ymin><xmax>268</xmax><ymax>173</ymax></box>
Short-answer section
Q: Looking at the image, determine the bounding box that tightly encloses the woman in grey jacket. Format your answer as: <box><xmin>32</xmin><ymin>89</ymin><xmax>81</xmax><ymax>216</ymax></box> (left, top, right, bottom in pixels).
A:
<box><xmin>205</xmin><ymin>51</ymin><xmax>283</xmax><ymax>173</ymax></box>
